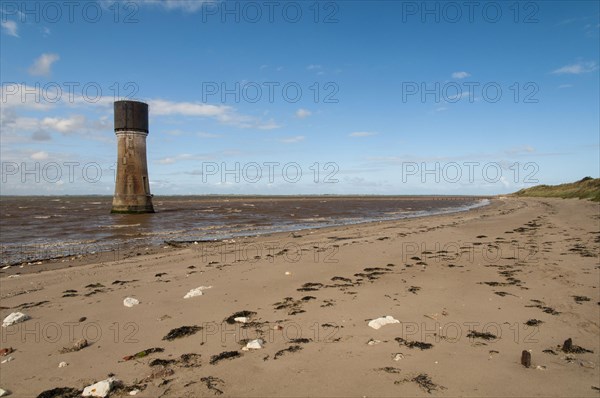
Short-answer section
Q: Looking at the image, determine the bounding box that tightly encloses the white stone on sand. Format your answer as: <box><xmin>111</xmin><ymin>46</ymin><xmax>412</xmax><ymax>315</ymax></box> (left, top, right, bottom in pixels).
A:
<box><xmin>367</xmin><ymin>316</ymin><xmax>399</xmax><ymax>330</ymax></box>
<box><xmin>2</xmin><ymin>312</ymin><xmax>29</xmax><ymax>328</ymax></box>
<box><xmin>123</xmin><ymin>297</ymin><xmax>140</xmax><ymax>307</ymax></box>
<box><xmin>242</xmin><ymin>339</ymin><xmax>264</xmax><ymax>351</ymax></box>
<box><xmin>184</xmin><ymin>286</ymin><xmax>212</xmax><ymax>299</ymax></box>
<box><xmin>82</xmin><ymin>377</ymin><xmax>115</xmax><ymax>397</ymax></box>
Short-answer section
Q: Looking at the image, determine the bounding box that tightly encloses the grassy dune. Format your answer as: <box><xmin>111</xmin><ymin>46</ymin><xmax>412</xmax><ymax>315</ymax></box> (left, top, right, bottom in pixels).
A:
<box><xmin>513</xmin><ymin>177</ymin><xmax>600</xmax><ymax>202</ymax></box>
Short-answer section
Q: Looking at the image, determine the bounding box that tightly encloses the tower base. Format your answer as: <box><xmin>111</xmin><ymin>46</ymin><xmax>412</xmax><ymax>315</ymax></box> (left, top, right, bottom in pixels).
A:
<box><xmin>111</xmin><ymin>195</ymin><xmax>154</xmax><ymax>214</ymax></box>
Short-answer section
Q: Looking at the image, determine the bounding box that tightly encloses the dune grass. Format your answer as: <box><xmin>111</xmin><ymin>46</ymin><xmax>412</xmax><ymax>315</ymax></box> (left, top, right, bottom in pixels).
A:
<box><xmin>513</xmin><ymin>177</ymin><xmax>600</xmax><ymax>202</ymax></box>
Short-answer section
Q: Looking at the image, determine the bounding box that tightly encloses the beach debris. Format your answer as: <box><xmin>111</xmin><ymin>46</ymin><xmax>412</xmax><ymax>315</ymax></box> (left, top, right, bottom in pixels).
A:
<box><xmin>395</xmin><ymin>373</ymin><xmax>446</xmax><ymax>393</ymax></box>
<box><xmin>274</xmin><ymin>345</ymin><xmax>302</xmax><ymax>360</ymax></box>
<box><xmin>144</xmin><ymin>367</ymin><xmax>174</xmax><ymax>381</ymax></box>
<box><xmin>0</xmin><ymin>348</ymin><xmax>13</xmax><ymax>357</ymax></box>
<box><xmin>85</xmin><ymin>283</ymin><xmax>104</xmax><ymax>289</ymax></box>
<box><xmin>58</xmin><ymin>361</ymin><xmax>68</xmax><ymax>368</ymax></box>
<box><xmin>521</xmin><ymin>350</ymin><xmax>531</xmax><ymax>368</ymax></box>
<box><xmin>1</xmin><ymin>357</ymin><xmax>13</xmax><ymax>364</ymax></box>
<box><xmin>561</xmin><ymin>338</ymin><xmax>593</xmax><ymax>354</ymax></box>
<box><xmin>378</xmin><ymin>367</ymin><xmax>401</xmax><ymax>374</ymax></box>
<box><xmin>163</xmin><ymin>326</ymin><xmax>202</xmax><ymax>341</ymax></box>
<box><xmin>289</xmin><ymin>338</ymin><xmax>311</xmax><ymax>344</ymax></box>
<box><xmin>129</xmin><ymin>390</ymin><xmax>140</xmax><ymax>396</ymax></box>
<box><xmin>273</xmin><ymin>325</ymin><xmax>283</xmax><ymax>330</ymax></box>
<box><xmin>572</xmin><ymin>295</ymin><xmax>591</xmax><ymax>304</ymax></box>
<box><xmin>273</xmin><ymin>297</ymin><xmax>306</xmax><ymax>315</ymax></box>
<box><xmin>201</xmin><ymin>376</ymin><xmax>225</xmax><ymax>395</ymax></box>
<box><xmin>183</xmin><ymin>286</ymin><xmax>212</xmax><ymax>299</ymax></box>
<box><xmin>123</xmin><ymin>297</ymin><xmax>139</xmax><ymax>307</ymax></box>
<box><xmin>242</xmin><ymin>339</ymin><xmax>264</xmax><ymax>351</ymax></box>
<box><xmin>0</xmin><ymin>388</ymin><xmax>8</xmax><ymax>397</ymax></box>
<box><xmin>367</xmin><ymin>339</ymin><xmax>382</xmax><ymax>345</ymax></box>
<box><xmin>60</xmin><ymin>338</ymin><xmax>88</xmax><ymax>354</ymax></box>
<box><xmin>285</xmin><ymin>271</ymin><xmax>291</xmax><ymax>275</ymax></box>
<box><xmin>78</xmin><ymin>317</ymin><xmax>87</xmax><ymax>322</ymax></box>
<box><xmin>224</xmin><ymin>311</ymin><xmax>256</xmax><ymax>324</ymax></box>
<box><xmin>466</xmin><ymin>331</ymin><xmax>497</xmax><ymax>341</ymax></box>
<box><xmin>395</xmin><ymin>337</ymin><xmax>433</xmax><ymax>350</ymax></box>
<box><xmin>2</xmin><ymin>312</ymin><xmax>29</xmax><ymax>327</ymax></box>
<box><xmin>578</xmin><ymin>360</ymin><xmax>595</xmax><ymax>369</ymax></box>
<box><xmin>525</xmin><ymin>319</ymin><xmax>543</xmax><ymax>326</ymax></box>
<box><xmin>536</xmin><ymin>365</ymin><xmax>547</xmax><ymax>370</ymax></box>
<box><xmin>36</xmin><ymin>387</ymin><xmax>81</xmax><ymax>398</ymax></box>
<box><xmin>82</xmin><ymin>377</ymin><xmax>116</xmax><ymax>397</ymax></box>
<box><xmin>16</xmin><ymin>301</ymin><xmax>49</xmax><ymax>310</ymax></box>
<box><xmin>149</xmin><ymin>358</ymin><xmax>176</xmax><ymax>367</ymax></box>
<box><xmin>297</xmin><ymin>282</ymin><xmax>324</xmax><ymax>292</ymax></box>
<box><xmin>368</xmin><ymin>316</ymin><xmax>400</xmax><ymax>330</ymax></box>
<box><xmin>393</xmin><ymin>353</ymin><xmax>405</xmax><ymax>361</ymax></box>
<box><xmin>210</xmin><ymin>351</ymin><xmax>241</xmax><ymax>365</ymax></box>
<box><xmin>179</xmin><ymin>353</ymin><xmax>202</xmax><ymax>368</ymax></box>
<box><xmin>122</xmin><ymin>347</ymin><xmax>164</xmax><ymax>361</ymax></box>
<box><xmin>408</xmin><ymin>286</ymin><xmax>421</xmax><ymax>294</ymax></box>
<box><xmin>525</xmin><ymin>300</ymin><xmax>560</xmax><ymax>315</ymax></box>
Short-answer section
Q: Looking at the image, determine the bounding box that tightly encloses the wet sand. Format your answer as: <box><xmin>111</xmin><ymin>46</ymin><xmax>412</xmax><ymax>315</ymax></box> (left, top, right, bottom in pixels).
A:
<box><xmin>0</xmin><ymin>197</ymin><xmax>598</xmax><ymax>397</ymax></box>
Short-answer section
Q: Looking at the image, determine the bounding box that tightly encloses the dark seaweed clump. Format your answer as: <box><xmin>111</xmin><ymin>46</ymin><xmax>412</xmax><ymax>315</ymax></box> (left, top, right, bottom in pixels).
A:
<box><xmin>274</xmin><ymin>345</ymin><xmax>303</xmax><ymax>359</ymax></box>
<box><xmin>37</xmin><ymin>388</ymin><xmax>82</xmax><ymax>398</ymax></box>
<box><xmin>162</xmin><ymin>325</ymin><xmax>202</xmax><ymax>341</ymax></box>
<box><xmin>466</xmin><ymin>331</ymin><xmax>497</xmax><ymax>340</ymax></box>
<box><xmin>210</xmin><ymin>351</ymin><xmax>241</xmax><ymax>365</ymax></box>
<box><xmin>395</xmin><ymin>337</ymin><xmax>433</xmax><ymax>350</ymax></box>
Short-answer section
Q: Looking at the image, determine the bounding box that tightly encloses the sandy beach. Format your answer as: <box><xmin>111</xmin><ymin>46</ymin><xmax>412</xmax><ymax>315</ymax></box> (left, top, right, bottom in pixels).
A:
<box><xmin>1</xmin><ymin>197</ymin><xmax>598</xmax><ymax>397</ymax></box>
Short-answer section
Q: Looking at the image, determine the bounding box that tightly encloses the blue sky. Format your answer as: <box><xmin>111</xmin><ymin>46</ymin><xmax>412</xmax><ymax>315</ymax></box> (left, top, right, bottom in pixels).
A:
<box><xmin>1</xmin><ymin>0</ymin><xmax>598</xmax><ymax>195</ymax></box>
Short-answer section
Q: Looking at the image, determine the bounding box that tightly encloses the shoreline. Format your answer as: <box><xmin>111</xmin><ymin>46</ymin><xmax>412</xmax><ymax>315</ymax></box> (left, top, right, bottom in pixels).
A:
<box><xmin>0</xmin><ymin>198</ymin><xmax>494</xmax><ymax>276</ymax></box>
<box><xmin>0</xmin><ymin>197</ymin><xmax>598</xmax><ymax>397</ymax></box>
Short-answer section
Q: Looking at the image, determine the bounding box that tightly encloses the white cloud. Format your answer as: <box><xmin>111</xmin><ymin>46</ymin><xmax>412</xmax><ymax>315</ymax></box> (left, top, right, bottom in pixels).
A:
<box><xmin>255</xmin><ymin>119</ymin><xmax>281</xmax><ymax>130</ymax></box>
<box><xmin>295</xmin><ymin>108</ymin><xmax>312</xmax><ymax>118</ymax></box>
<box><xmin>150</xmin><ymin>99</ymin><xmax>281</xmax><ymax>130</ymax></box>
<box><xmin>150</xmin><ymin>99</ymin><xmax>229</xmax><ymax>118</ymax></box>
<box><xmin>30</xmin><ymin>151</ymin><xmax>48</xmax><ymax>160</ymax></box>
<box><xmin>506</xmin><ymin>145</ymin><xmax>535</xmax><ymax>155</ymax></box>
<box><xmin>451</xmin><ymin>71</ymin><xmax>471</xmax><ymax>79</ymax></box>
<box><xmin>551</xmin><ymin>61</ymin><xmax>598</xmax><ymax>75</ymax></box>
<box><xmin>349</xmin><ymin>131</ymin><xmax>378</xmax><ymax>137</ymax></box>
<box><xmin>307</xmin><ymin>64</ymin><xmax>322</xmax><ymax>70</ymax></box>
<box><xmin>42</xmin><ymin>115</ymin><xmax>89</xmax><ymax>134</ymax></box>
<box><xmin>558</xmin><ymin>84</ymin><xmax>573</xmax><ymax>89</ymax></box>
<box><xmin>157</xmin><ymin>153</ymin><xmax>210</xmax><ymax>164</ymax></box>
<box><xmin>279</xmin><ymin>135</ymin><xmax>305</xmax><ymax>144</ymax></box>
<box><xmin>1</xmin><ymin>20</ymin><xmax>19</xmax><ymax>37</ymax></box>
<box><xmin>197</xmin><ymin>132</ymin><xmax>221</xmax><ymax>138</ymax></box>
<box><xmin>1</xmin><ymin>111</ymin><xmax>111</xmax><ymax>144</ymax></box>
<box><xmin>28</xmin><ymin>53</ymin><xmax>60</xmax><ymax>76</ymax></box>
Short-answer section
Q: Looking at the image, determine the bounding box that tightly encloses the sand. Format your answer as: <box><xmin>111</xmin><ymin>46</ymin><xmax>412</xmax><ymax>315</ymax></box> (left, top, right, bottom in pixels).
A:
<box><xmin>0</xmin><ymin>197</ymin><xmax>598</xmax><ymax>397</ymax></box>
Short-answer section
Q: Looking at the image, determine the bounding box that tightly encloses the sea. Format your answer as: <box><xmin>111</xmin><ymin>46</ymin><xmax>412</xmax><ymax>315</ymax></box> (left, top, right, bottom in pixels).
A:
<box><xmin>0</xmin><ymin>196</ymin><xmax>490</xmax><ymax>266</ymax></box>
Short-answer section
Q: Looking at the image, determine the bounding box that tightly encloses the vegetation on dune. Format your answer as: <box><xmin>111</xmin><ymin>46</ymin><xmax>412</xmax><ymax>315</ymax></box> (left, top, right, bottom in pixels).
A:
<box><xmin>512</xmin><ymin>177</ymin><xmax>600</xmax><ymax>202</ymax></box>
